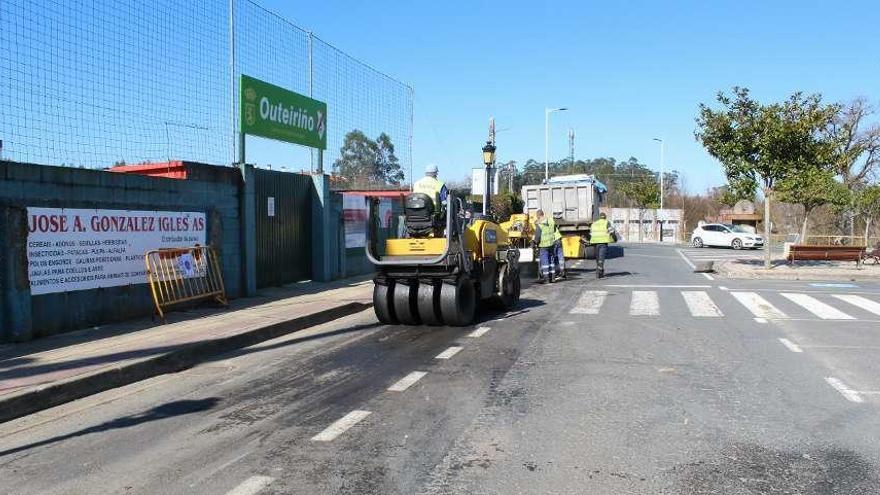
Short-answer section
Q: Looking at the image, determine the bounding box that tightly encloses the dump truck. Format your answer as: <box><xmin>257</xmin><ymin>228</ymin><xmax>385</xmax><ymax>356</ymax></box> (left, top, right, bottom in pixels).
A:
<box><xmin>365</xmin><ymin>170</ymin><xmax>521</xmax><ymax>327</ymax></box>
<box><xmin>521</xmin><ymin>174</ymin><xmax>607</xmax><ymax>259</ymax></box>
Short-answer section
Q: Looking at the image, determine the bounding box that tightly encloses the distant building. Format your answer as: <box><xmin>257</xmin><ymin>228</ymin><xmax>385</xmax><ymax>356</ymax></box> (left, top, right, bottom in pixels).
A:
<box><xmin>601</xmin><ymin>207</ymin><xmax>684</xmax><ymax>243</ymax></box>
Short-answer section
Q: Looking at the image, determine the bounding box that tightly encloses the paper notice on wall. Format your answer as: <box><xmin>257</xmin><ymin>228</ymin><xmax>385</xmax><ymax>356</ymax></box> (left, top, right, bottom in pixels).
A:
<box><xmin>26</xmin><ymin>207</ymin><xmax>207</xmax><ymax>295</ymax></box>
<box><xmin>343</xmin><ymin>195</ymin><xmax>367</xmax><ymax>248</ymax></box>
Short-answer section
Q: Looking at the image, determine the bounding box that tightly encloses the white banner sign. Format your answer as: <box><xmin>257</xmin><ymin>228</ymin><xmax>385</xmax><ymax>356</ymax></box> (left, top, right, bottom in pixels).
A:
<box><xmin>26</xmin><ymin>207</ymin><xmax>207</xmax><ymax>295</ymax></box>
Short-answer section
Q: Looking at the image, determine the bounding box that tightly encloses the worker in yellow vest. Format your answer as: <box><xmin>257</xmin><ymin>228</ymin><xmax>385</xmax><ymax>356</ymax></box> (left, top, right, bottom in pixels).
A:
<box><xmin>589</xmin><ymin>212</ymin><xmax>615</xmax><ymax>278</ymax></box>
<box><xmin>551</xmin><ymin>214</ymin><xmax>566</xmax><ymax>280</ymax></box>
<box><xmin>534</xmin><ymin>209</ymin><xmax>558</xmax><ymax>283</ymax></box>
<box><xmin>412</xmin><ymin>164</ymin><xmax>448</xmax><ymax>213</ymax></box>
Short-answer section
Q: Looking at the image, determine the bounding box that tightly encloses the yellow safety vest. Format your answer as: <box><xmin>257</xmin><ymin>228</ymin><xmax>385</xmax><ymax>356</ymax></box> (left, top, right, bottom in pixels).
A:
<box><xmin>538</xmin><ymin>219</ymin><xmax>556</xmax><ymax>248</ymax></box>
<box><xmin>413</xmin><ymin>176</ymin><xmax>444</xmax><ymax>208</ymax></box>
<box><xmin>590</xmin><ymin>218</ymin><xmax>613</xmax><ymax>244</ymax></box>
<box><xmin>552</xmin><ymin>218</ymin><xmax>563</xmax><ymax>241</ymax></box>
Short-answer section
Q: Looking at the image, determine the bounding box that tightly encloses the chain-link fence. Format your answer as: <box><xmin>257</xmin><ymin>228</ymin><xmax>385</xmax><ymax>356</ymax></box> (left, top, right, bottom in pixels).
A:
<box><xmin>0</xmin><ymin>0</ymin><xmax>413</xmax><ymax>179</ymax></box>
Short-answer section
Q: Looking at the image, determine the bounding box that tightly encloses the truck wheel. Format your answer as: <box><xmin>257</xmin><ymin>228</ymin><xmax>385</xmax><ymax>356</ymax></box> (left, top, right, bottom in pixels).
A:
<box><xmin>373</xmin><ymin>281</ymin><xmax>397</xmax><ymax>325</ymax></box>
<box><xmin>417</xmin><ymin>281</ymin><xmax>443</xmax><ymax>326</ymax></box>
<box><xmin>440</xmin><ymin>277</ymin><xmax>476</xmax><ymax>327</ymax></box>
<box><xmin>393</xmin><ymin>280</ymin><xmax>421</xmax><ymax>325</ymax></box>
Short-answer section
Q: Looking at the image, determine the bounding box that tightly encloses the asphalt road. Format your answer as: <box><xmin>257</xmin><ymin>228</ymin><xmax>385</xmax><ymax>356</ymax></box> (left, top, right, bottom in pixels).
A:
<box><xmin>2</xmin><ymin>243</ymin><xmax>880</xmax><ymax>494</ymax></box>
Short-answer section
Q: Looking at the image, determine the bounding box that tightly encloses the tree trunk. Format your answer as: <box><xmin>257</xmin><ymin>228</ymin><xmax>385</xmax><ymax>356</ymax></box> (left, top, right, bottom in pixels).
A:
<box><xmin>764</xmin><ymin>189</ymin><xmax>772</xmax><ymax>269</ymax></box>
<box><xmin>800</xmin><ymin>213</ymin><xmax>809</xmax><ymax>244</ymax></box>
<box><xmin>866</xmin><ymin>217</ymin><xmax>872</xmax><ymax>247</ymax></box>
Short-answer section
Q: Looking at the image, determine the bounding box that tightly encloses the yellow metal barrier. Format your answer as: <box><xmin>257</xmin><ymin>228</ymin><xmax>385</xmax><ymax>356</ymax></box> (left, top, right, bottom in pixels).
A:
<box><xmin>145</xmin><ymin>246</ymin><xmax>228</xmax><ymax>320</ymax></box>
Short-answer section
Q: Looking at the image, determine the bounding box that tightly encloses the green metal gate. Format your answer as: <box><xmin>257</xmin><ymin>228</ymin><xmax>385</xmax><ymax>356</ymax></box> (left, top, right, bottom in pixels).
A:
<box><xmin>254</xmin><ymin>169</ymin><xmax>313</xmax><ymax>288</ymax></box>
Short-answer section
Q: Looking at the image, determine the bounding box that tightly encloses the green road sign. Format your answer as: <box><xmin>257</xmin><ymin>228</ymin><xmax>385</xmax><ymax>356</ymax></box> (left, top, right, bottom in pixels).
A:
<box><xmin>240</xmin><ymin>75</ymin><xmax>327</xmax><ymax>150</ymax></box>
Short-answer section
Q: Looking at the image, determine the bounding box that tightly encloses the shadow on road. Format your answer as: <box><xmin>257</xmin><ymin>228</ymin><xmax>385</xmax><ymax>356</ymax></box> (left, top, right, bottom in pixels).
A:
<box><xmin>0</xmin><ymin>398</ymin><xmax>220</xmax><ymax>458</ymax></box>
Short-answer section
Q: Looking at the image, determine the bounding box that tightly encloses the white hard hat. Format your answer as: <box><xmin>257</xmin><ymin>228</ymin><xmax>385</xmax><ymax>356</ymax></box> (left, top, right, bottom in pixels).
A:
<box><xmin>425</xmin><ymin>164</ymin><xmax>438</xmax><ymax>176</ymax></box>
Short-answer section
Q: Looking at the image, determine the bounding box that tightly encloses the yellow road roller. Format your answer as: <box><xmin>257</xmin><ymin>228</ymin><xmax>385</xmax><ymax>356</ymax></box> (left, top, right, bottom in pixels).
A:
<box><xmin>365</xmin><ymin>186</ymin><xmax>521</xmax><ymax>327</ymax></box>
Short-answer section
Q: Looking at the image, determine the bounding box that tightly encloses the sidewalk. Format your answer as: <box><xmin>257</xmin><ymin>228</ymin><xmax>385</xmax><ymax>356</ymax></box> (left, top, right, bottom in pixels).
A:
<box><xmin>716</xmin><ymin>258</ymin><xmax>880</xmax><ymax>281</ymax></box>
<box><xmin>0</xmin><ymin>277</ymin><xmax>373</xmax><ymax>424</ymax></box>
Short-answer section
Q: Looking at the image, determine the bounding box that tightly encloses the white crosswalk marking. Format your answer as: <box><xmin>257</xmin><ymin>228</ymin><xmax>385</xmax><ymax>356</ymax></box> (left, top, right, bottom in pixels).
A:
<box><xmin>570</xmin><ymin>290</ymin><xmax>607</xmax><ymax>314</ymax></box>
<box><xmin>630</xmin><ymin>291</ymin><xmax>660</xmax><ymax>316</ymax></box>
<box><xmin>681</xmin><ymin>291</ymin><xmax>723</xmax><ymax>317</ymax></box>
<box><xmin>730</xmin><ymin>292</ymin><xmax>788</xmax><ymax>319</ymax></box>
<box><xmin>781</xmin><ymin>293</ymin><xmax>854</xmax><ymax>320</ymax></box>
<box><xmin>833</xmin><ymin>295</ymin><xmax>880</xmax><ymax>316</ymax></box>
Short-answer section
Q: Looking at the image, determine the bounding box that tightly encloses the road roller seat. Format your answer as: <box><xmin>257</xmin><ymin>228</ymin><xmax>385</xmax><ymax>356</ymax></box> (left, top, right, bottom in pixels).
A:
<box><xmin>405</xmin><ymin>192</ymin><xmax>440</xmax><ymax>238</ymax></box>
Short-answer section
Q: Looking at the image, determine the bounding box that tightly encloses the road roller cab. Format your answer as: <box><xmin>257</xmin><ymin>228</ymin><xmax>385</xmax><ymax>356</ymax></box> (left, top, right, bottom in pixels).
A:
<box><xmin>365</xmin><ymin>195</ymin><xmax>521</xmax><ymax>327</ymax></box>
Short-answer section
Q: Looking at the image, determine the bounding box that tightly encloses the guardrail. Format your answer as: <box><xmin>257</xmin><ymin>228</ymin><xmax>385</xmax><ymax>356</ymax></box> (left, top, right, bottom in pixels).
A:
<box><xmin>145</xmin><ymin>246</ymin><xmax>228</xmax><ymax>320</ymax></box>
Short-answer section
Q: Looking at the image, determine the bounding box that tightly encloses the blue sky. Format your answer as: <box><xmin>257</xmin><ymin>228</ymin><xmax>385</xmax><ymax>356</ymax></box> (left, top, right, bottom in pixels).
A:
<box><xmin>261</xmin><ymin>0</ymin><xmax>880</xmax><ymax>192</ymax></box>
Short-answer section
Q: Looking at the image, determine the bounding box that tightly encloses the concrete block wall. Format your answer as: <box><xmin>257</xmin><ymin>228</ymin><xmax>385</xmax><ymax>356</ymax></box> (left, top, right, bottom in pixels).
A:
<box><xmin>0</xmin><ymin>160</ymin><xmax>242</xmax><ymax>342</ymax></box>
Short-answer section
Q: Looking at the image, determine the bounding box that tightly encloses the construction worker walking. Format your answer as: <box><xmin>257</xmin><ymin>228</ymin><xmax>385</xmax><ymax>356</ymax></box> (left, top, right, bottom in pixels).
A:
<box><xmin>552</xmin><ymin>216</ymin><xmax>566</xmax><ymax>279</ymax></box>
<box><xmin>589</xmin><ymin>212</ymin><xmax>615</xmax><ymax>279</ymax></box>
<box><xmin>534</xmin><ymin>209</ymin><xmax>557</xmax><ymax>283</ymax></box>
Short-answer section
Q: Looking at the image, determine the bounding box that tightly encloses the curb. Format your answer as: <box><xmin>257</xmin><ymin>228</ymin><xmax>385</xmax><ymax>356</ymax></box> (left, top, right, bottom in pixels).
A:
<box><xmin>0</xmin><ymin>301</ymin><xmax>371</xmax><ymax>425</ymax></box>
<box><xmin>715</xmin><ymin>260</ymin><xmax>878</xmax><ymax>282</ymax></box>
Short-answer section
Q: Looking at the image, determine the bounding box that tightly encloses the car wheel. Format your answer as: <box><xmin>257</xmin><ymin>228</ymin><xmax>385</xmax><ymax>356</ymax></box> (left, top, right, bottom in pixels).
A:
<box><xmin>731</xmin><ymin>238</ymin><xmax>743</xmax><ymax>250</ymax></box>
<box><xmin>692</xmin><ymin>237</ymin><xmax>703</xmax><ymax>248</ymax></box>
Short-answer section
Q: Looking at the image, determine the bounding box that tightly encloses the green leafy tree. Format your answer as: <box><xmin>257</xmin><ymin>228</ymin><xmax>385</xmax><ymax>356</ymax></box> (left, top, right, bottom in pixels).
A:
<box><xmin>776</xmin><ymin>168</ymin><xmax>847</xmax><ymax>241</ymax></box>
<box><xmin>696</xmin><ymin>87</ymin><xmax>838</xmax><ymax>267</ymax></box>
<box><xmin>619</xmin><ymin>178</ymin><xmax>660</xmax><ymax>241</ymax></box>
<box><xmin>334</xmin><ymin>130</ymin><xmax>403</xmax><ymax>188</ymax></box>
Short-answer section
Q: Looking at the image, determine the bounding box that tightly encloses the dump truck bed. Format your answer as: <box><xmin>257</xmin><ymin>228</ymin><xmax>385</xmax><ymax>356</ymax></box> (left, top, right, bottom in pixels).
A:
<box><xmin>521</xmin><ymin>175</ymin><xmax>606</xmax><ymax>232</ymax></box>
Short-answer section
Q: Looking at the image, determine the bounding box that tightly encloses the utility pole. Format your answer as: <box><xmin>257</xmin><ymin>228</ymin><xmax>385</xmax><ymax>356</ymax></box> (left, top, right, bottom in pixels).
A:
<box><xmin>568</xmin><ymin>128</ymin><xmax>575</xmax><ymax>170</ymax></box>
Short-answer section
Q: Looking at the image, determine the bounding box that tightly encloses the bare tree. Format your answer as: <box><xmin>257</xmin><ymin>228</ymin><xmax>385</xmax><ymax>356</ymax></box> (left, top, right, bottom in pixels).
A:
<box><xmin>827</xmin><ymin>99</ymin><xmax>880</xmax><ymax>237</ymax></box>
<box><xmin>829</xmin><ymin>98</ymin><xmax>880</xmax><ymax>186</ymax></box>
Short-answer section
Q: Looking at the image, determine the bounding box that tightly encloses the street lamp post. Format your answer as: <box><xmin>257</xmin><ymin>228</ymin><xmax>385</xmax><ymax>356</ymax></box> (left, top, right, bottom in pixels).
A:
<box><xmin>482</xmin><ymin>141</ymin><xmax>497</xmax><ymax>217</ymax></box>
<box><xmin>545</xmin><ymin>107</ymin><xmax>568</xmax><ymax>182</ymax></box>
<box><xmin>653</xmin><ymin>138</ymin><xmax>665</xmax><ymax>211</ymax></box>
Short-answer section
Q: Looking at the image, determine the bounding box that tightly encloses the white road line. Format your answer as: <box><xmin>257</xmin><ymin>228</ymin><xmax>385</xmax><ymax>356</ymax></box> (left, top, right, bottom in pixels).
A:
<box><xmin>701</xmin><ymin>272</ymin><xmax>715</xmax><ymax>280</ymax></box>
<box><xmin>311</xmin><ymin>410</ymin><xmax>372</xmax><ymax>442</ymax></box>
<box><xmin>825</xmin><ymin>377</ymin><xmax>864</xmax><ymax>403</ymax></box>
<box><xmin>606</xmin><ymin>284</ymin><xmax>711</xmax><ymax>288</ymax></box>
<box><xmin>731</xmin><ymin>292</ymin><xmax>788</xmax><ymax>319</ymax></box>
<box><xmin>833</xmin><ymin>294</ymin><xmax>880</xmax><ymax>316</ymax></box>
<box><xmin>570</xmin><ymin>290</ymin><xmax>607</xmax><ymax>314</ymax></box>
<box><xmin>719</xmin><ymin>286</ymin><xmax>729</xmax><ymax>291</ymax></box>
<box><xmin>676</xmin><ymin>249</ymin><xmax>696</xmax><ymax>269</ymax></box>
<box><xmin>435</xmin><ymin>346</ymin><xmax>463</xmax><ymax>360</ymax></box>
<box><xmin>778</xmin><ymin>338</ymin><xmax>803</xmax><ymax>353</ymax></box>
<box><xmin>225</xmin><ymin>476</ymin><xmax>274</xmax><ymax>495</ymax></box>
<box><xmin>630</xmin><ymin>291</ymin><xmax>660</xmax><ymax>316</ymax></box>
<box><xmin>754</xmin><ymin>317</ymin><xmax>768</xmax><ymax>324</ymax></box>
<box><xmin>387</xmin><ymin>371</ymin><xmax>427</xmax><ymax>392</ymax></box>
<box><xmin>781</xmin><ymin>293</ymin><xmax>854</xmax><ymax>320</ymax></box>
<box><xmin>468</xmin><ymin>326</ymin><xmax>491</xmax><ymax>338</ymax></box>
<box><xmin>681</xmin><ymin>291</ymin><xmax>723</xmax><ymax>317</ymax></box>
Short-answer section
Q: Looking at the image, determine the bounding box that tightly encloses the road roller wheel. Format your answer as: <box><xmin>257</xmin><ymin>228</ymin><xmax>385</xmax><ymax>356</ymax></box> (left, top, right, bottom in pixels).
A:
<box><xmin>492</xmin><ymin>265</ymin><xmax>521</xmax><ymax>310</ymax></box>
<box><xmin>417</xmin><ymin>281</ymin><xmax>443</xmax><ymax>326</ymax></box>
<box><xmin>393</xmin><ymin>280</ymin><xmax>421</xmax><ymax>325</ymax></box>
<box><xmin>373</xmin><ymin>281</ymin><xmax>397</xmax><ymax>325</ymax></box>
<box><xmin>440</xmin><ymin>277</ymin><xmax>476</xmax><ymax>327</ymax></box>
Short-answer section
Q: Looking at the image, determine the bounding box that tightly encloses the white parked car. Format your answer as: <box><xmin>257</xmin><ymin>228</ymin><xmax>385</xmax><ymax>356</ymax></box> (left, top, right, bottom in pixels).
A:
<box><xmin>691</xmin><ymin>223</ymin><xmax>764</xmax><ymax>250</ymax></box>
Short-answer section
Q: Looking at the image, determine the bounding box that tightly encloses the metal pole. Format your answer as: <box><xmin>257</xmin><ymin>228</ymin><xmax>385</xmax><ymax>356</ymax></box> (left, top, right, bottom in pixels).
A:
<box><xmin>660</xmin><ymin>139</ymin><xmax>665</xmax><ymax>211</ymax></box>
<box><xmin>409</xmin><ymin>87</ymin><xmax>414</xmax><ymax>191</ymax></box>
<box><xmin>229</xmin><ymin>0</ymin><xmax>237</xmax><ymax>166</ymax></box>
<box><xmin>308</xmin><ymin>32</ymin><xmax>314</xmax><ymax>173</ymax></box>
<box><xmin>544</xmin><ymin>109</ymin><xmax>549</xmax><ymax>182</ymax></box>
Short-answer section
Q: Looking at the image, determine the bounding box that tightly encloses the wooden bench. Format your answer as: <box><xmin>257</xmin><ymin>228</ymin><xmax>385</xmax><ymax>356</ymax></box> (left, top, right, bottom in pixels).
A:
<box><xmin>787</xmin><ymin>244</ymin><xmax>866</xmax><ymax>267</ymax></box>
